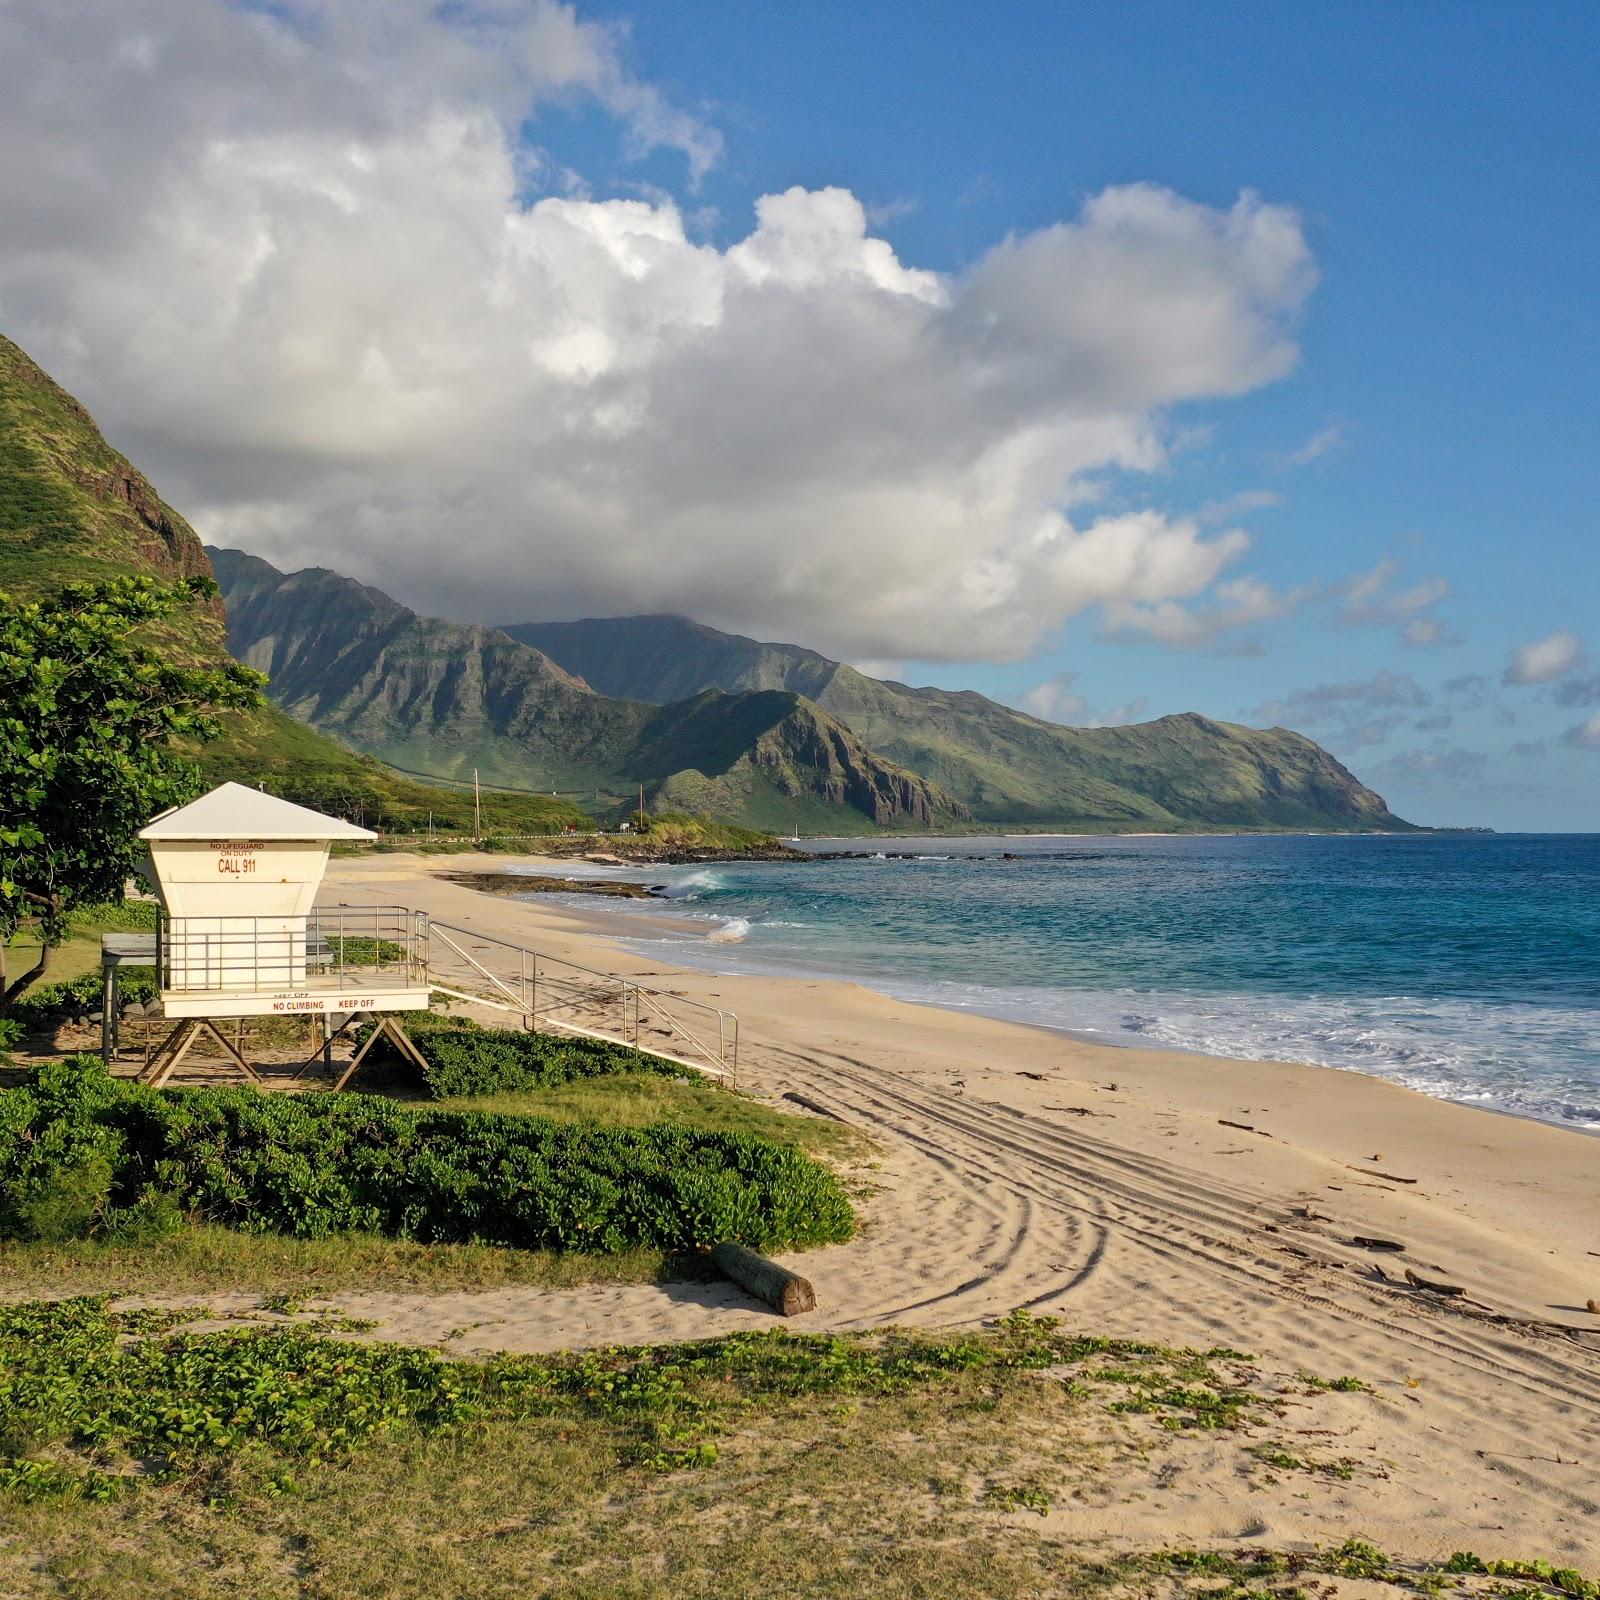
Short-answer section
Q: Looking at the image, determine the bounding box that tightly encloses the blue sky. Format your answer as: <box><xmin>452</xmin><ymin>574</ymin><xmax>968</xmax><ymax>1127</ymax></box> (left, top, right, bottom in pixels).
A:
<box><xmin>2</xmin><ymin>1</ymin><xmax>1595</xmax><ymax>828</ymax></box>
<box><xmin>580</xmin><ymin>2</ymin><xmax>1599</xmax><ymax>829</ymax></box>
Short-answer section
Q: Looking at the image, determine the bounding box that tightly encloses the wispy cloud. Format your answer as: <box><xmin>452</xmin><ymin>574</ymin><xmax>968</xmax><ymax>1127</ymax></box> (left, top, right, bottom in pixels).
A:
<box><xmin>1274</xmin><ymin>422</ymin><xmax>1346</xmax><ymax>470</ymax></box>
<box><xmin>1013</xmin><ymin>676</ymin><xmax>1148</xmax><ymax>728</ymax></box>
<box><xmin>864</xmin><ymin>197</ymin><xmax>920</xmax><ymax>226</ymax></box>
<box><xmin>1368</xmin><ymin>747</ymin><xmax>1489</xmax><ymax>784</ymax></box>
<box><xmin>1194</xmin><ymin>489</ymin><xmax>1283</xmax><ymax>526</ymax></box>
<box><xmin>1255</xmin><ymin>670</ymin><xmax>1429</xmax><ymax>729</ymax></box>
<box><xmin>1552</xmin><ymin>671</ymin><xmax>1600</xmax><ymax>707</ymax></box>
<box><xmin>1321</xmin><ymin>555</ymin><xmax>1457</xmax><ymax>648</ymax></box>
<box><xmin>1103</xmin><ymin>576</ymin><xmax>1305</xmax><ymax>652</ymax></box>
<box><xmin>1016</xmin><ymin>671</ymin><xmax>1089</xmax><ymax>723</ymax></box>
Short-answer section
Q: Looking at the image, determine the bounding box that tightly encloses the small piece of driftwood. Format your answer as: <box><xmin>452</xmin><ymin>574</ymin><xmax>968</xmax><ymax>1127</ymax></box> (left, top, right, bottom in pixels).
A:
<box><xmin>1219</xmin><ymin>1119</ymin><xmax>1255</xmax><ymax>1132</ymax></box>
<box><xmin>1351</xmin><ymin>1166</ymin><xmax>1419</xmax><ymax>1185</ymax></box>
<box><xmin>1353</xmin><ymin>1236</ymin><xmax>1406</xmax><ymax>1252</ymax></box>
<box><xmin>713</xmin><ymin>1242</ymin><xmax>816</xmax><ymax>1316</ymax></box>
<box><xmin>1405</xmin><ymin>1268</ymin><xmax>1465</xmax><ymax>1297</ymax></box>
<box><xmin>1045</xmin><ymin>1104</ymin><xmax>1106</xmax><ymax>1117</ymax></box>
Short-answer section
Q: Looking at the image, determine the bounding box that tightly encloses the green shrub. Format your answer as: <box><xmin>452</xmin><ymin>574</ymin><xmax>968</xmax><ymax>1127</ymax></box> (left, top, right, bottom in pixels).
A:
<box><xmin>8</xmin><ymin>970</ymin><xmax>157</xmax><ymax>1030</ymax></box>
<box><xmin>361</xmin><ymin>1015</ymin><xmax>683</xmax><ymax>1099</ymax></box>
<box><xmin>0</xmin><ymin>1058</ymin><xmax>853</xmax><ymax>1254</ymax></box>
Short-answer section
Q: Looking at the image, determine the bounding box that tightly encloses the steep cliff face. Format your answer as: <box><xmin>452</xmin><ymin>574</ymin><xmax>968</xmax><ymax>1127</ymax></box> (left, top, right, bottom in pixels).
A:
<box><xmin>0</xmin><ymin>334</ymin><xmax>219</xmax><ymax>623</ymax></box>
<box><xmin>748</xmin><ymin>703</ymin><xmax>966</xmax><ymax>827</ymax></box>
<box><xmin>506</xmin><ymin>614</ymin><xmax>1417</xmax><ymax>832</ymax></box>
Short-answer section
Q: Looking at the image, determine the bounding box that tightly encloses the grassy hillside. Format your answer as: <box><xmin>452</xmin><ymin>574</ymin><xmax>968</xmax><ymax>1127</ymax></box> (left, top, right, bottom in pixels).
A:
<box><xmin>0</xmin><ymin>334</ymin><xmax>584</xmax><ymax>835</ymax></box>
<box><xmin>212</xmin><ymin>548</ymin><xmax>968</xmax><ymax>832</ymax></box>
<box><xmin>508</xmin><ymin>614</ymin><xmax>1417</xmax><ymax>832</ymax></box>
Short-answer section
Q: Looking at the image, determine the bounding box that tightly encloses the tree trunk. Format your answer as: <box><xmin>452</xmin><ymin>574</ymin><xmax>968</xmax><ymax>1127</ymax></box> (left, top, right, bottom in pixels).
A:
<box><xmin>0</xmin><ymin>929</ymin><xmax>51</xmax><ymax>1016</ymax></box>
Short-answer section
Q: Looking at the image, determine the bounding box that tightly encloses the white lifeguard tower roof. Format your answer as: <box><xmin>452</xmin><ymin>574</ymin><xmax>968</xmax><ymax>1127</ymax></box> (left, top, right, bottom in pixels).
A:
<box><xmin>139</xmin><ymin>782</ymin><xmax>377</xmax><ymax>842</ymax></box>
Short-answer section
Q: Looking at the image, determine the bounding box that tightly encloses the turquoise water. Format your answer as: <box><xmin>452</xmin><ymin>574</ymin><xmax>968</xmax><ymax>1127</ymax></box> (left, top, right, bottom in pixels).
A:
<box><xmin>512</xmin><ymin>834</ymin><xmax>1600</xmax><ymax>1130</ymax></box>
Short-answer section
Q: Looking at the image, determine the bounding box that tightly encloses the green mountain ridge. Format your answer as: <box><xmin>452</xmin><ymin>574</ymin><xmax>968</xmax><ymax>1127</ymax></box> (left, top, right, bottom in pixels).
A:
<box><xmin>2</xmin><ymin>328</ymin><xmax>1415</xmax><ymax>836</ymax></box>
<box><xmin>506</xmin><ymin>616</ymin><xmax>1418</xmax><ymax>832</ymax></box>
<box><xmin>209</xmin><ymin>548</ymin><xmax>968</xmax><ymax>832</ymax></box>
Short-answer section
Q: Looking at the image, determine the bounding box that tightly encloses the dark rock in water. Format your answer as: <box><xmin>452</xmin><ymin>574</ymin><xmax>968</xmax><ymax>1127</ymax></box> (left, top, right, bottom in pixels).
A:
<box><xmin>443</xmin><ymin>871</ymin><xmax>664</xmax><ymax>900</ymax></box>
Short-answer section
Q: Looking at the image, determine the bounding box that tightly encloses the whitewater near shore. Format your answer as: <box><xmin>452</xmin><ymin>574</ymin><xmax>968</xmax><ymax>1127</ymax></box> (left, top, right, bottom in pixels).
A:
<box><xmin>322</xmin><ymin>851</ymin><xmax>1600</xmax><ymax>1558</ymax></box>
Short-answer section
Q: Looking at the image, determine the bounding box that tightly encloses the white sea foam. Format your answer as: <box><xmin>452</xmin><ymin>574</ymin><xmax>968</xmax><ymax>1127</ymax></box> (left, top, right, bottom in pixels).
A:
<box><xmin>707</xmin><ymin>917</ymin><xmax>751</xmax><ymax>944</ymax></box>
<box><xmin>659</xmin><ymin>869</ymin><xmax>725</xmax><ymax>900</ymax></box>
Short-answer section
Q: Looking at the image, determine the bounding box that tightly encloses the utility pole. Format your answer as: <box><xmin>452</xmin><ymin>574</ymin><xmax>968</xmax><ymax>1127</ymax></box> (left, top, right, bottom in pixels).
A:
<box><xmin>473</xmin><ymin>768</ymin><xmax>482</xmax><ymax>842</ymax></box>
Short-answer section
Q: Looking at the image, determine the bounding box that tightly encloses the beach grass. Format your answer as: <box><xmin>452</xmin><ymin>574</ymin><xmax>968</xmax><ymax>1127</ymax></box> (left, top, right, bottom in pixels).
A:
<box><xmin>434</xmin><ymin>1071</ymin><xmax>872</xmax><ymax>1162</ymax></box>
<box><xmin>0</xmin><ymin>1225</ymin><xmax>680</xmax><ymax>1298</ymax></box>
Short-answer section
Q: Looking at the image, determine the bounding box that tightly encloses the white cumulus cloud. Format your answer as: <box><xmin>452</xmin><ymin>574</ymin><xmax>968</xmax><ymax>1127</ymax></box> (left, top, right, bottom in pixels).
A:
<box><xmin>1503</xmin><ymin>630</ymin><xmax>1586</xmax><ymax>687</ymax></box>
<box><xmin>1016</xmin><ymin>672</ymin><xmax>1090</xmax><ymax>724</ymax></box>
<box><xmin>0</xmin><ymin>0</ymin><xmax>1316</xmax><ymax>662</ymax></box>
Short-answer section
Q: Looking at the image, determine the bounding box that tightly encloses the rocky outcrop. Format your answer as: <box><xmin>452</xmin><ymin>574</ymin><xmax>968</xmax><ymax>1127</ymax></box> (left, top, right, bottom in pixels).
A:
<box><xmin>751</xmin><ymin>705</ymin><xmax>968</xmax><ymax>826</ymax></box>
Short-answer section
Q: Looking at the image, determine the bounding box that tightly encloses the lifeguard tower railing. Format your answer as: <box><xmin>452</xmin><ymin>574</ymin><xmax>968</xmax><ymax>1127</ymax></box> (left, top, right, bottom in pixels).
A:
<box><xmin>153</xmin><ymin>905</ymin><xmax>740</xmax><ymax>1083</ymax></box>
<box><xmin>157</xmin><ymin>905</ymin><xmax>427</xmax><ymax>997</ymax></box>
<box><xmin>423</xmin><ymin>917</ymin><xmax>740</xmax><ymax>1085</ymax></box>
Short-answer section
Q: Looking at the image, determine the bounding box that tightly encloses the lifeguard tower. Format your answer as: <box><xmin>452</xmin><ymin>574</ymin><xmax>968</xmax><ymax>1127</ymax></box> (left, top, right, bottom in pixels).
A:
<box><xmin>129</xmin><ymin>783</ymin><xmax>432</xmax><ymax>1086</ymax></box>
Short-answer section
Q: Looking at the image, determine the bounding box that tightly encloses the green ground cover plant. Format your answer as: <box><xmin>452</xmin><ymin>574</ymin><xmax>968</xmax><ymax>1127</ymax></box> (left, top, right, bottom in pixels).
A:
<box><xmin>362</xmin><ymin>1013</ymin><xmax>685</xmax><ymax>1099</ymax></box>
<box><xmin>0</xmin><ymin>1057</ymin><xmax>855</xmax><ymax>1253</ymax></box>
<box><xmin>0</xmin><ymin>1226</ymin><xmax>676</xmax><ymax>1298</ymax></box>
<box><xmin>0</xmin><ymin>1304</ymin><xmax>1295</xmax><ymax>1499</ymax></box>
<box><xmin>1</xmin><ymin>1301</ymin><xmax>1590</xmax><ymax>1600</ymax></box>
<box><xmin>5</xmin><ymin>968</ymin><xmax>157</xmax><ymax>1032</ymax></box>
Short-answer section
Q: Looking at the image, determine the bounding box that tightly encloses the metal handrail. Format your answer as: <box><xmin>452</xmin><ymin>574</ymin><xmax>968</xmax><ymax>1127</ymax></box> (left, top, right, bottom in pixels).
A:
<box><xmin>422</xmin><ymin>915</ymin><xmax>739</xmax><ymax>1082</ymax></box>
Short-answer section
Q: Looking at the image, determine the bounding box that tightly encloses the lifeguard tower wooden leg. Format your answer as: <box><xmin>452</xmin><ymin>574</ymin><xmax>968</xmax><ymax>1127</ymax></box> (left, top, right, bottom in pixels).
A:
<box><xmin>331</xmin><ymin>1014</ymin><xmax>429</xmax><ymax>1091</ymax></box>
<box><xmin>145</xmin><ymin>1019</ymin><xmax>204</xmax><ymax>1088</ymax></box>
<box><xmin>99</xmin><ymin>952</ymin><xmax>115</xmax><ymax>1064</ymax></box>
<box><xmin>136</xmin><ymin>1019</ymin><xmax>187</xmax><ymax>1083</ymax></box>
<box><xmin>198</xmin><ymin>1019</ymin><xmax>263</xmax><ymax>1085</ymax></box>
<box><xmin>291</xmin><ymin>1013</ymin><xmax>362</xmax><ymax>1081</ymax></box>
<box><xmin>137</xmin><ymin>1018</ymin><xmax>262</xmax><ymax>1088</ymax></box>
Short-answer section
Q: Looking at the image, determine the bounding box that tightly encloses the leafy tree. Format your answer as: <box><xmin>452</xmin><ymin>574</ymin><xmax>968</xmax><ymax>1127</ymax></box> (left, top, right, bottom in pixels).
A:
<box><xmin>0</xmin><ymin>576</ymin><xmax>264</xmax><ymax>1012</ymax></box>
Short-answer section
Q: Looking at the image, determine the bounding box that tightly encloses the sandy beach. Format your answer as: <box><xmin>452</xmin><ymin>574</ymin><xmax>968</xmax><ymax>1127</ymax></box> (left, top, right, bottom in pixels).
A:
<box><xmin>308</xmin><ymin>850</ymin><xmax>1600</xmax><ymax>1557</ymax></box>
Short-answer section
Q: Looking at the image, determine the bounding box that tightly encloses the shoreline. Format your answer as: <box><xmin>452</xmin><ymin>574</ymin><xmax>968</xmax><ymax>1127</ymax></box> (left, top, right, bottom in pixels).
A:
<box><xmin>463</xmin><ymin>853</ymin><xmax>1600</xmax><ymax>1139</ymax></box>
<box><xmin>326</xmin><ymin>849</ymin><xmax>1600</xmax><ymax>1326</ymax></box>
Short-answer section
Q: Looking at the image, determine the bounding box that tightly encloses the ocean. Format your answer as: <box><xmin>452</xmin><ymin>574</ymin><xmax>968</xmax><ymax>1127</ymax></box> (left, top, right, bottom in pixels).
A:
<box><xmin>508</xmin><ymin>833</ymin><xmax>1600</xmax><ymax>1131</ymax></box>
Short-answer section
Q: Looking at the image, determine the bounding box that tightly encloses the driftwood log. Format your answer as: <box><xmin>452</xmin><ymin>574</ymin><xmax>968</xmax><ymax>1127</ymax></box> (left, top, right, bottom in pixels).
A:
<box><xmin>713</xmin><ymin>1242</ymin><xmax>816</xmax><ymax>1316</ymax></box>
<box><xmin>1405</xmin><ymin>1267</ymin><xmax>1466</xmax><ymax>1297</ymax></box>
